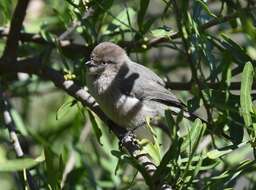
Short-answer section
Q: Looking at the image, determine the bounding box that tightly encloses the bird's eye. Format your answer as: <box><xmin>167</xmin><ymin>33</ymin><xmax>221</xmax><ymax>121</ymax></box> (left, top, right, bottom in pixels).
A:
<box><xmin>102</xmin><ymin>61</ymin><xmax>107</xmax><ymax>65</ymax></box>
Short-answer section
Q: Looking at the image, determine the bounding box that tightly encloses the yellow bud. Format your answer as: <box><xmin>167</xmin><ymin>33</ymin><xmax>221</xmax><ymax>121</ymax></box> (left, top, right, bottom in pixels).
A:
<box><xmin>142</xmin><ymin>44</ymin><xmax>147</xmax><ymax>49</ymax></box>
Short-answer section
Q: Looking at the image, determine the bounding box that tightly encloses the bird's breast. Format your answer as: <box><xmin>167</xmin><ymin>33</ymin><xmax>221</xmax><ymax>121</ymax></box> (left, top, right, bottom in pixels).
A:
<box><xmin>87</xmin><ymin>73</ymin><xmax>147</xmax><ymax>128</ymax></box>
<box><xmin>86</xmin><ymin>72</ymin><xmax>160</xmax><ymax>129</ymax></box>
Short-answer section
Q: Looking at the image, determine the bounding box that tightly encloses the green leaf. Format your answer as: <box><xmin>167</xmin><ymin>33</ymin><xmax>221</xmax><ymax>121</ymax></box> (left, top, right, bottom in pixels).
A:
<box><xmin>111</xmin><ymin>150</ymin><xmax>125</xmax><ymax>159</ymax></box>
<box><xmin>0</xmin><ymin>153</ymin><xmax>44</xmax><ymax>172</ymax></box>
<box><xmin>185</xmin><ymin>154</ymin><xmax>203</xmax><ymax>185</ymax></box>
<box><xmin>112</xmin><ymin>152</ymin><xmax>152</xmax><ymax>185</ymax></box>
<box><xmin>207</xmin><ymin>149</ymin><xmax>232</xmax><ymax>160</ymax></box>
<box><xmin>0</xmin><ymin>0</ymin><xmax>12</xmax><ymax>24</ymax></box>
<box><xmin>195</xmin><ymin>0</ymin><xmax>217</xmax><ymax>18</ymax></box>
<box><xmin>165</xmin><ymin>109</ymin><xmax>176</xmax><ymax>140</ymax></box>
<box><xmin>180</xmin><ymin>120</ymin><xmax>206</xmax><ymax>185</ymax></box>
<box><xmin>140</xmin><ymin>139</ymin><xmax>161</xmax><ymax>165</ymax></box>
<box><xmin>44</xmin><ymin>147</ymin><xmax>62</xmax><ymax>189</ymax></box>
<box><xmin>88</xmin><ymin>110</ymin><xmax>103</xmax><ymax>145</ymax></box>
<box><xmin>221</xmin><ymin>35</ymin><xmax>252</xmax><ymax>65</ymax></box>
<box><xmin>240</xmin><ymin>62</ymin><xmax>254</xmax><ymax>127</ymax></box>
<box><xmin>112</xmin><ymin>7</ymin><xmax>136</xmax><ymax>30</ymax></box>
<box><xmin>111</xmin><ymin>150</ymin><xmax>125</xmax><ymax>175</ymax></box>
<box><xmin>207</xmin><ymin>141</ymin><xmax>247</xmax><ymax>159</ymax></box>
<box><xmin>10</xmin><ymin>109</ymin><xmax>28</xmax><ymax>136</ymax></box>
<box><xmin>56</xmin><ymin>98</ymin><xmax>77</xmax><ymax>120</ymax></box>
<box><xmin>206</xmin><ymin>160</ymin><xmax>256</xmax><ymax>187</ymax></box>
<box><xmin>181</xmin><ymin>119</ymin><xmax>204</xmax><ymax>152</ymax></box>
<box><xmin>151</xmin><ymin>28</ymin><xmax>174</xmax><ymax>38</ymax></box>
<box><xmin>142</xmin><ymin>17</ymin><xmax>157</xmax><ymax>33</ymax></box>
<box><xmin>153</xmin><ymin>138</ymin><xmax>183</xmax><ymax>181</ymax></box>
<box><xmin>40</xmin><ymin>30</ymin><xmax>56</xmax><ymax>43</ymax></box>
<box><xmin>137</xmin><ymin>117</ymin><xmax>161</xmax><ymax>164</ymax></box>
<box><xmin>179</xmin><ymin>157</ymin><xmax>219</xmax><ymax>171</ymax></box>
<box><xmin>137</xmin><ymin>0</ymin><xmax>150</xmax><ymax>29</ymax></box>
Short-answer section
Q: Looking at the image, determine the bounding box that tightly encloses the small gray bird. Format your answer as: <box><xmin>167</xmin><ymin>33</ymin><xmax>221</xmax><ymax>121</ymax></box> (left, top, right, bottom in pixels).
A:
<box><xmin>85</xmin><ymin>42</ymin><xmax>197</xmax><ymax>140</ymax></box>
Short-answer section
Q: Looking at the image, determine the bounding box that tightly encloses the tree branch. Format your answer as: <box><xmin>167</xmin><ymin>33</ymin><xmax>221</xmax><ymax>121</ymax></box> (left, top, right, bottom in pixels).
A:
<box><xmin>0</xmin><ymin>90</ymin><xmax>24</xmax><ymax>157</ymax></box>
<box><xmin>0</xmin><ymin>58</ymin><xmax>171</xmax><ymax>189</ymax></box>
<box><xmin>0</xmin><ymin>87</ymin><xmax>38</xmax><ymax>190</ymax></box>
<box><xmin>1</xmin><ymin>0</ymin><xmax>30</xmax><ymax>62</ymax></box>
<box><xmin>0</xmin><ymin>28</ymin><xmax>91</xmax><ymax>57</ymax></box>
<box><xmin>1</xmin><ymin>6</ymin><xmax>255</xmax><ymax>55</ymax></box>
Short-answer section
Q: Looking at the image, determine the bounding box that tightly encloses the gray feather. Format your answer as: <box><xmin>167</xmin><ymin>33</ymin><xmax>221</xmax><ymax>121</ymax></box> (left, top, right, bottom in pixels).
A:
<box><xmin>118</xmin><ymin>61</ymin><xmax>185</xmax><ymax>109</ymax></box>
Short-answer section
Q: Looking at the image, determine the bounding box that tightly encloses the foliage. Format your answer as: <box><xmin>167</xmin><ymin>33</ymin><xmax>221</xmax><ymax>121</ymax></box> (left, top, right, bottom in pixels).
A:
<box><xmin>0</xmin><ymin>0</ymin><xmax>256</xmax><ymax>189</ymax></box>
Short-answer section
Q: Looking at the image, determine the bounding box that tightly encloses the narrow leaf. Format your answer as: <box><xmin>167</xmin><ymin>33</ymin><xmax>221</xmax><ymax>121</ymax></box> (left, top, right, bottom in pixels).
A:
<box><xmin>181</xmin><ymin>119</ymin><xmax>204</xmax><ymax>152</ymax></box>
<box><xmin>137</xmin><ymin>0</ymin><xmax>150</xmax><ymax>29</ymax></box>
<box><xmin>112</xmin><ymin>7</ymin><xmax>136</xmax><ymax>30</ymax></box>
<box><xmin>196</xmin><ymin>0</ymin><xmax>217</xmax><ymax>18</ymax></box>
<box><xmin>240</xmin><ymin>62</ymin><xmax>254</xmax><ymax>127</ymax></box>
<box><xmin>88</xmin><ymin>110</ymin><xmax>103</xmax><ymax>145</ymax></box>
<box><xmin>0</xmin><ymin>153</ymin><xmax>44</xmax><ymax>172</ymax></box>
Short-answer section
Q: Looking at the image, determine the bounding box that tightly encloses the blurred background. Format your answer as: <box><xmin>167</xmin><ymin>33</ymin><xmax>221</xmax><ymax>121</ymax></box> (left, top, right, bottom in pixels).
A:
<box><xmin>0</xmin><ymin>0</ymin><xmax>256</xmax><ymax>189</ymax></box>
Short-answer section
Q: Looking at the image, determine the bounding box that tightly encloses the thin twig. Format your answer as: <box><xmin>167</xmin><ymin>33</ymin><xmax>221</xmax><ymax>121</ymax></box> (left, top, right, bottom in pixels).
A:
<box><xmin>58</xmin><ymin>8</ymin><xmax>93</xmax><ymax>41</ymax></box>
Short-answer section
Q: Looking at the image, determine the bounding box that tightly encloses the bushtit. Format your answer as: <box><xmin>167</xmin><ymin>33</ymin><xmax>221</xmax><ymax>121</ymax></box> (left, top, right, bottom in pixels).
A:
<box><xmin>85</xmin><ymin>42</ymin><xmax>198</xmax><ymax>140</ymax></box>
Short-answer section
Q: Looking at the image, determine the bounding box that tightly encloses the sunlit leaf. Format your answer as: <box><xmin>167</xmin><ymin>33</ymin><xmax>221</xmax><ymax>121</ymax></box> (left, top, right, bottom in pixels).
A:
<box><xmin>240</xmin><ymin>62</ymin><xmax>254</xmax><ymax>128</ymax></box>
<box><xmin>10</xmin><ymin>109</ymin><xmax>28</xmax><ymax>136</ymax></box>
<box><xmin>195</xmin><ymin>0</ymin><xmax>217</xmax><ymax>18</ymax></box>
<box><xmin>207</xmin><ymin>141</ymin><xmax>247</xmax><ymax>159</ymax></box>
<box><xmin>112</xmin><ymin>7</ymin><xmax>136</xmax><ymax>31</ymax></box>
<box><xmin>181</xmin><ymin>119</ymin><xmax>204</xmax><ymax>152</ymax></box>
<box><xmin>151</xmin><ymin>27</ymin><xmax>174</xmax><ymax>38</ymax></box>
<box><xmin>56</xmin><ymin>98</ymin><xmax>77</xmax><ymax>120</ymax></box>
<box><xmin>0</xmin><ymin>153</ymin><xmax>44</xmax><ymax>172</ymax></box>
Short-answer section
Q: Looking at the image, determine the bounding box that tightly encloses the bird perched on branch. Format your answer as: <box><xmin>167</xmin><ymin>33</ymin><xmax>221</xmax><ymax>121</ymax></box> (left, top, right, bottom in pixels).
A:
<box><xmin>85</xmin><ymin>42</ymin><xmax>200</xmax><ymax>140</ymax></box>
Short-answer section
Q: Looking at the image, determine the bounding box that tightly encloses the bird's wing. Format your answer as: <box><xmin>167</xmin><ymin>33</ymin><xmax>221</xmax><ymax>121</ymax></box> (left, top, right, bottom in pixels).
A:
<box><xmin>118</xmin><ymin>62</ymin><xmax>186</xmax><ymax>109</ymax></box>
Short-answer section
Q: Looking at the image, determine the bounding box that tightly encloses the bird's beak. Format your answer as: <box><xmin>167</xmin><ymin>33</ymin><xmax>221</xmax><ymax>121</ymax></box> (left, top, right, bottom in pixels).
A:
<box><xmin>85</xmin><ymin>60</ymin><xmax>92</xmax><ymax>66</ymax></box>
<box><xmin>85</xmin><ymin>60</ymin><xmax>97</xmax><ymax>68</ymax></box>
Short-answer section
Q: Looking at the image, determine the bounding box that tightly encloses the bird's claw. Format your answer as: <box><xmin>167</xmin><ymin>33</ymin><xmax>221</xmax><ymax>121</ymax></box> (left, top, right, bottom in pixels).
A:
<box><xmin>119</xmin><ymin>131</ymin><xmax>140</xmax><ymax>150</ymax></box>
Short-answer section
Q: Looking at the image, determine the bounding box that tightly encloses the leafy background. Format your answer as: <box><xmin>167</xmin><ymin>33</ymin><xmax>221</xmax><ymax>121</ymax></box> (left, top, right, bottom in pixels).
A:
<box><xmin>0</xmin><ymin>0</ymin><xmax>256</xmax><ymax>189</ymax></box>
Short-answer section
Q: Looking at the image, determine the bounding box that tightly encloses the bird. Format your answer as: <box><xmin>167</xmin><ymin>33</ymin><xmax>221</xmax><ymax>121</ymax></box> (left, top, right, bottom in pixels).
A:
<box><xmin>85</xmin><ymin>42</ymin><xmax>199</xmax><ymax>140</ymax></box>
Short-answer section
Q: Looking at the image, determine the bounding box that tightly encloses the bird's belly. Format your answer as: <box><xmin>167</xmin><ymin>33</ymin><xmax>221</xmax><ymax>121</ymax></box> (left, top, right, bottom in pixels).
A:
<box><xmin>86</xmin><ymin>75</ymin><xmax>160</xmax><ymax>129</ymax></box>
<box><xmin>95</xmin><ymin>93</ymin><xmax>156</xmax><ymax>129</ymax></box>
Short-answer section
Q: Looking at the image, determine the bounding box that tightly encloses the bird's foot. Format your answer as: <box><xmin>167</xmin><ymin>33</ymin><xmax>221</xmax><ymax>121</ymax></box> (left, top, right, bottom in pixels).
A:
<box><xmin>119</xmin><ymin>131</ymin><xmax>140</xmax><ymax>150</ymax></box>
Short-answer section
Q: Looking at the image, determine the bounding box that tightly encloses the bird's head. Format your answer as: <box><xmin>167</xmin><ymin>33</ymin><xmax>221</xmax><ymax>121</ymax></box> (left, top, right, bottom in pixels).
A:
<box><xmin>85</xmin><ymin>42</ymin><xmax>129</xmax><ymax>75</ymax></box>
